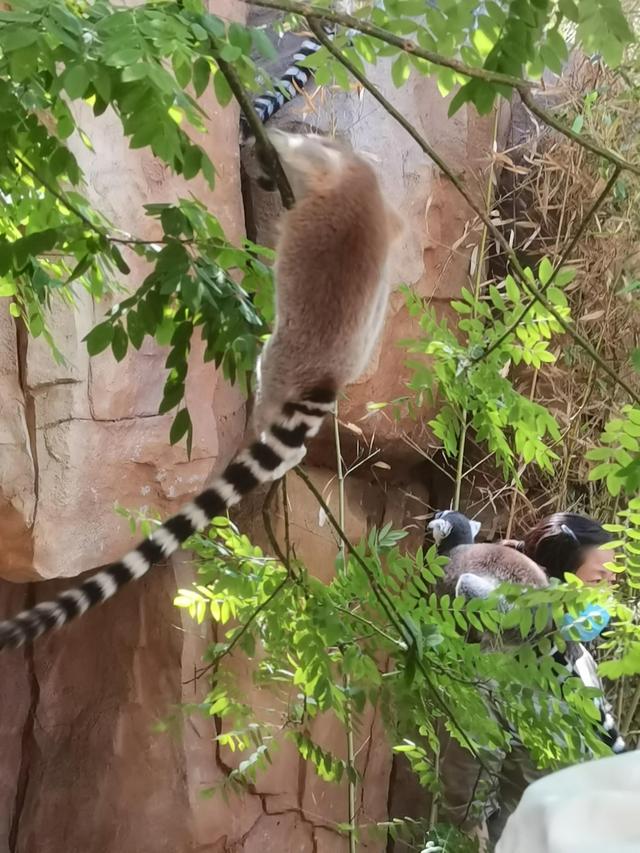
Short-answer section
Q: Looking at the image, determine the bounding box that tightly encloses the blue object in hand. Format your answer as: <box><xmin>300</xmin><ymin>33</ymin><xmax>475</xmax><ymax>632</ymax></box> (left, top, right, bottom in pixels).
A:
<box><xmin>561</xmin><ymin>603</ymin><xmax>611</xmax><ymax>642</ymax></box>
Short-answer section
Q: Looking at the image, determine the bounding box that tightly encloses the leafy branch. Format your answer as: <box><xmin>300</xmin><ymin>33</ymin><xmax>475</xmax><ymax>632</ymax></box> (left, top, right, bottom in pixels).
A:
<box><xmin>249</xmin><ymin>0</ymin><xmax>538</xmax><ymax>89</ymax></box>
<box><xmin>293</xmin><ymin>466</ymin><xmax>495</xmax><ymax>773</ymax></box>
<box><xmin>249</xmin><ymin>0</ymin><xmax>640</xmax><ymax>177</ymax></box>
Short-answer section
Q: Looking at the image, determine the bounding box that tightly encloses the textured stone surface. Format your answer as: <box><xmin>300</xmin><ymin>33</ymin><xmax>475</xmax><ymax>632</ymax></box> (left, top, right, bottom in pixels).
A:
<box><xmin>0</xmin><ymin>0</ymin><xmax>246</xmax><ymax>583</ymax></box>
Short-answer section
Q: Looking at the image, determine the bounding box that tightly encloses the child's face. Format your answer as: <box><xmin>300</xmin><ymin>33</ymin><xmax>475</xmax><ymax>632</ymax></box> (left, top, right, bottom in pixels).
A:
<box><xmin>576</xmin><ymin>546</ymin><xmax>616</xmax><ymax>586</ymax></box>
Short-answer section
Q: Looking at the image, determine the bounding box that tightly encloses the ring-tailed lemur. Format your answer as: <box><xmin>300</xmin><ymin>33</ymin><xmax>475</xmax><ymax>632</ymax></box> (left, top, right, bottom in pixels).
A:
<box><xmin>428</xmin><ymin>510</ymin><xmax>626</xmax><ymax>754</ymax></box>
<box><xmin>0</xmin><ymin>130</ymin><xmax>401</xmax><ymax>651</ymax></box>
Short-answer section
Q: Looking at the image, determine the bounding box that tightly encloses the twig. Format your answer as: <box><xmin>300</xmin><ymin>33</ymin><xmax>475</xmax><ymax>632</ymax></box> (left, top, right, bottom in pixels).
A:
<box><xmin>505</xmin><ymin>370</ymin><xmax>539</xmax><ymax>539</ymax></box>
<box><xmin>186</xmin><ymin>574</ymin><xmax>291</xmax><ymax>684</ymax></box>
<box><xmin>308</xmin><ymin>21</ymin><xmax>640</xmax><ymax>407</ymax></box>
<box><xmin>519</xmin><ymin>88</ymin><xmax>640</xmax><ymax>178</ymax></box>
<box><xmin>622</xmin><ymin>679</ymin><xmax>640</xmax><ymax>735</ymax></box>
<box><xmin>333</xmin><ymin>405</ymin><xmax>356</xmax><ymax>853</ymax></box>
<box><xmin>214</xmin><ymin>55</ymin><xmax>295</xmax><ymax>209</ymax></box>
<box><xmin>262</xmin><ymin>480</ymin><xmax>290</xmax><ymax>569</ymax></box>
<box><xmin>334</xmin><ymin>406</ymin><xmax>347</xmax><ymax>568</ymax></box>
<box><xmin>333</xmin><ymin>604</ymin><xmax>404</xmax><ymax>648</ymax></box>
<box><xmin>453</xmin><ymin>109</ymin><xmax>500</xmax><ymax>509</ymax></box>
<box><xmin>475</xmin><ymin>165</ymin><xmax>622</xmax><ymax>364</ymax></box>
<box><xmin>282</xmin><ymin>475</ymin><xmax>292</xmax><ymax>562</ymax></box>
<box><xmin>294</xmin><ymin>467</ymin><xmax>407</xmax><ymax>639</ymax></box>
<box><xmin>14</xmin><ymin>153</ymin><xmax>194</xmax><ymax>248</ymax></box>
<box><xmin>344</xmin><ymin>671</ymin><xmax>357</xmax><ymax>853</ymax></box>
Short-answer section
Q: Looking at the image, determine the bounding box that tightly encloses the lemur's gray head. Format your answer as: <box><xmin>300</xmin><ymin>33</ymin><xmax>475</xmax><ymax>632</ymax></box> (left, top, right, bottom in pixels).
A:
<box><xmin>427</xmin><ymin>510</ymin><xmax>481</xmax><ymax>553</ymax></box>
<box><xmin>265</xmin><ymin>129</ymin><xmax>349</xmax><ymax>198</ymax></box>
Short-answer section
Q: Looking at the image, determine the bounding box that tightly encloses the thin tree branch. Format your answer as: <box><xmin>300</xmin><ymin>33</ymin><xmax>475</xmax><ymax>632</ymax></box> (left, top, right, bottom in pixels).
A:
<box><xmin>308</xmin><ymin>21</ymin><xmax>640</xmax><ymax>406</ymax></box>
<box><xmin>333</xmin><ymin>604</ymin><xmax>404</xmax><ymax>648</ymax></box>
<box><xmin>250</xmin><ymin>0</ymin><xmax>640</xmax><ymax>177</ymax></box>
<box><xmin>186</xmin><ymin>574</ymin><xmax>291</xmax><ymax>684</ymax></box>
<box><xmin>475</xmin><ymin>165</ymin><xmax>622</xmax><ymax>364</ymax></box>
<box><xmin>13</xmin><ymin>153</ymin><xmax>194</xmax><ymax>248</ymax></box>
<box><xmin>214</xmin><ymin>55</ymin><xmax>295</xmax><ymax>209</ymax></box>
<box><xmin>262</xmin><ymin>480</ymin><xmax>290</xmax><ymax>568</ymax></box>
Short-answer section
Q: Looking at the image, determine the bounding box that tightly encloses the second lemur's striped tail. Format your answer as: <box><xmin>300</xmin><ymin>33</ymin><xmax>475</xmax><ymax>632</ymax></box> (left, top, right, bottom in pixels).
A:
<box><xmin>243</xmin><ymin>34</ymin><xmax>328</xmax><ymax>135</ymax></box>
<box><xmin>0</xmin><ymin>391</ymin><xmax>335</xmax><ymax>651</ymax></box>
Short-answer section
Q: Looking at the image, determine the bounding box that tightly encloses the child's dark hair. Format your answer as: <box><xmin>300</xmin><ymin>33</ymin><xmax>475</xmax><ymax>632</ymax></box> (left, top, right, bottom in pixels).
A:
<box><xmin>519</xmin><ymin>513</ymin><xmax>612</xmax><ymax>580</ymax></box>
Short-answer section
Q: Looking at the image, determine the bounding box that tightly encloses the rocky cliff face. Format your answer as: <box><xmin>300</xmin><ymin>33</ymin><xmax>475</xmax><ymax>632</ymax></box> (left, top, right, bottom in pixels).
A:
<box><xmin>0</xmin><ymin>3</ymin><xmax>505</xmax><ymax>849</ymax></box>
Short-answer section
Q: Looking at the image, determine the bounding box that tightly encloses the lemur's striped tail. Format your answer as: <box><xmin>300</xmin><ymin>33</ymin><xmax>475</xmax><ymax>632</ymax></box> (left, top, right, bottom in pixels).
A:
<box><xmin>243</xmin><ymin>35</ymin><xmax>326</xmax><ymax>135</ymax></box>
<box><xmin>0</xmin><ymin>392</ymin><xmax>335</xmax><ymax>651</ymax></box>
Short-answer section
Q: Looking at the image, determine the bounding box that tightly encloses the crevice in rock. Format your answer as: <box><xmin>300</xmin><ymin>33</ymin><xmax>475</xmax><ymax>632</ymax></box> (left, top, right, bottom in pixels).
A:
<box><xmin>30</xmin><ymin>377</ymin><xmax>82</xmax><ymax>390</ymax></box>
<box><xmin>385</xmin><ymin>754</ymin><xmax>399</xmax><ymax>853</ymax></box>
<box><xmin>8</xmin><ymin>587</ymin><xmax>40</xmax><ymax>853</ymax></box>
<box><xmin>359</xmin><ymin>695</ymin><xmax>380</xmax><ymax>816</ymax></box>
<box><xmin>42</xmin><ymin>412</ymin><xmax>163</xmax><ymax>428</ymax></box>
<box><xmin>14</xmin><ymin>318</ymin><xmax>39</xmax><ymax>527</ymax></box>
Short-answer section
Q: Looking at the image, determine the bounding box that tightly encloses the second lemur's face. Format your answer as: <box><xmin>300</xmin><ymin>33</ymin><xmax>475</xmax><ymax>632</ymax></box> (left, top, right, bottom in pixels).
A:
<box><xmin>427</xmin><ymin>510</ymin><xmax>481</xmax><ymax>546</ymax></box>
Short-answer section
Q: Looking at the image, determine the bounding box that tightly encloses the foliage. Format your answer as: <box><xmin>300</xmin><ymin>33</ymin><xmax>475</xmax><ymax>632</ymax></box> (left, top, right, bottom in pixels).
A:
<box><xmin>0</xmin><ymin>0</ymin><xmax>276</xmax><ymax>444</ymax></box>
<box><xmin>0</xmin><ymin>0</ymin><xmax>639</xmax><ymax>846</ymax></box>
<box><xmin>587</xmin><ymin>405</ymin><xmax>640</xmax><ymax>495</ymax></box>
<box><xmin>401</xmin><ymin>262</ymin><xmax>573</xmax><ymax>479</ymax></box>
<box><xmin>0</xmin><ymin>0</ymin><xmax>636</xmax><ymax>452</ymax></box>
<box><xmin>170</xmin><ymin>511</ymin><xmax>639</xmax><ymax>841</ymax></box>
<box><xmin>283</xmin><ymin>0</ymin><xmax>634</xmax><ymax>116</ymax></box>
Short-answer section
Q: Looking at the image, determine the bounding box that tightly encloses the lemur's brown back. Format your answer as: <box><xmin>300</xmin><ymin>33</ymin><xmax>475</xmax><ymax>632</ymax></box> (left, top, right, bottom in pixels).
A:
<box><xmin>253</xmin><ymin>130</ymin><xmax>401</xmax><ymax>432</ymax></box>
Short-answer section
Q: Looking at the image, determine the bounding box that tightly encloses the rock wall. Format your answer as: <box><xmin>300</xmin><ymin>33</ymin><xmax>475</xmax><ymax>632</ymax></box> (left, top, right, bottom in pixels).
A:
<box><xmin>0</xmin><ymin>4</ymin><xmax>507</xmax><ymax>850</ymax></box>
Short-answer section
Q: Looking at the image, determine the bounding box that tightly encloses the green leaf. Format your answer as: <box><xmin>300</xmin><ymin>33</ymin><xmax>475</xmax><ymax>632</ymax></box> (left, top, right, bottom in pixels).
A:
<box><xmin>170</xmin><ymin>407</ymin><xmax>192</xmax><ymax>445</ymax></box>
<box><xmin>159</xmin><ymin>380</ymin><xmax>185</xmax><ymax>414</ymax></box>
<box><xmin>391</xmin><ymin>53</ymin><xmax>411</xmax><ymax>88</ymax></box>
<box><xmin>111</xmin><ymin>245</ymin><xmax>131</xmax><ymax>275</ymax></box>
<box><xmin>213</xmin><ymin>69</ymin><xmax>232</xmax><ymax>106</ymax></box>
<box><xmin>251</xmin><ymin>28</ymin><xmax>277</xmax><ymax>61</ymax></box>
<box><xmin>64</xmin><ymin>65</ymin><xmax>89</xmax><ymax>98</ymax></box>
<box><xmin>182</xmin><ymin>145</ymin><xmax>202</xmax><ymax>180</ymax></box>
<box><xmin>108</xmin><ymin>48</ymin><xmax>142</xmax><ymax>67</ymax></box>
<box><xmin>559</xmin><ymin>0</ymin><xmax>580</xmax><ymax>22</ymax></box>
<box><xmin>84</xmin><ymin>322</ymin><xmax>114</xmax><ymax>356</ymax></box>
<box><xmin>126</xmin><ymin>310</ymin><xmax>145</xmax><ymax>350</ymax></box>
<box><xmin>538</xmin><ymin>257</ymin><xmax>553</xmax><ymax>285</ymax></box>
<box><xmin>193</xmin><ymin>57</ymin><xmax>210</xmax><ymax>97</ymax></box>
<box><xmin>219</xmin><ymin>43</ymin><xmax>242</xmax><ymax>62</ymax></box>
<box><xmin>111</xmin><ymin>324</ymin><xmax>129</xmax><ymax>362</ymax></box>
<box><xmin>1</xmin><ymin>27</ymin><xmax>38</xmax><ymax>51</ymax></box>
